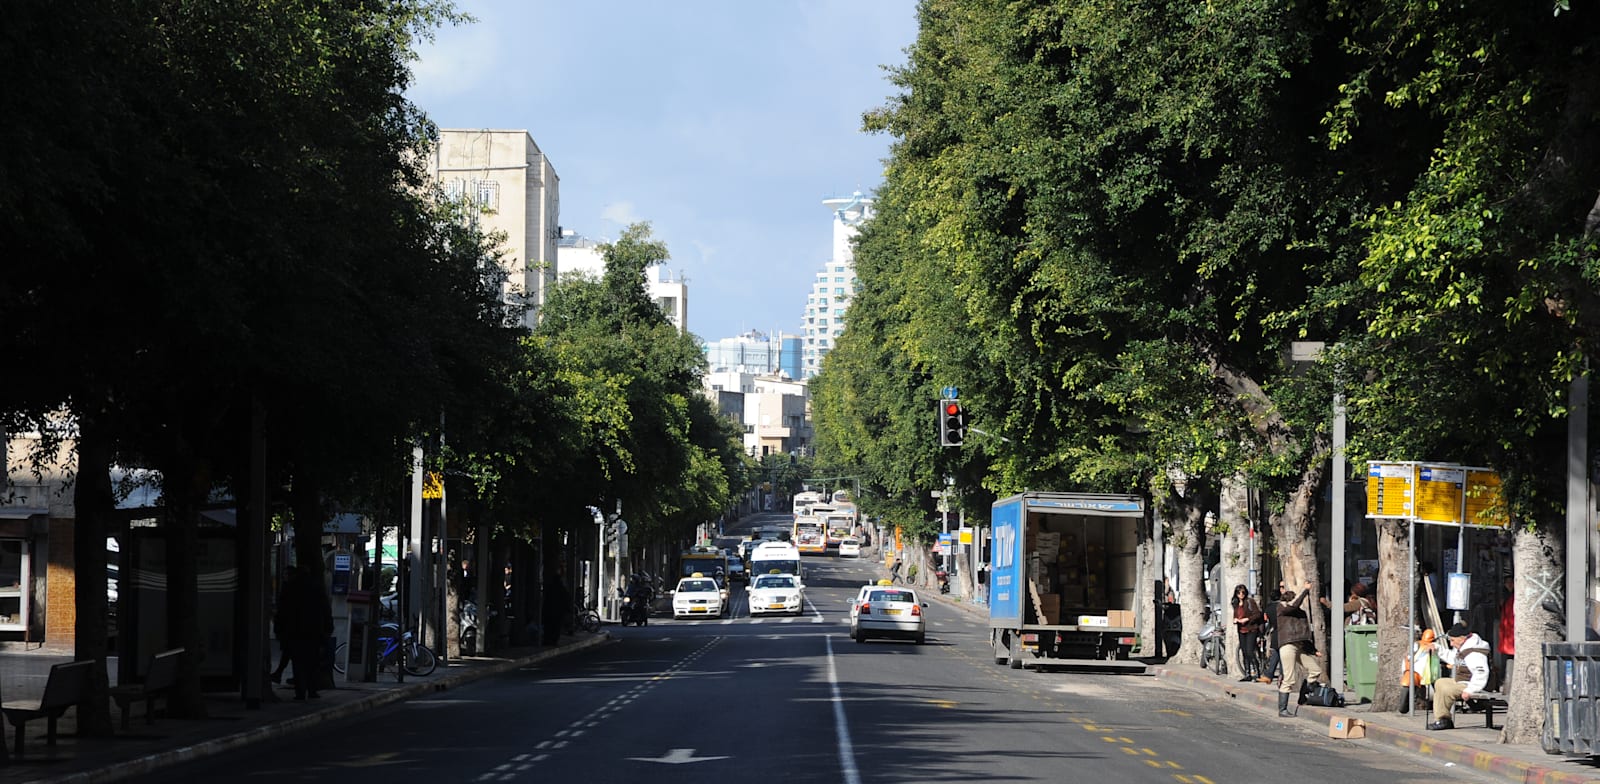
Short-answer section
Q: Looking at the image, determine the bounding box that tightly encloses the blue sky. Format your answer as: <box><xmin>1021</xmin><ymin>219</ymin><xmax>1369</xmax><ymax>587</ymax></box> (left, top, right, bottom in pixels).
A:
<box><xmin>408</xmin><ymin>0</ymin><xmax>919</xmax><ymax>343</ymax></box>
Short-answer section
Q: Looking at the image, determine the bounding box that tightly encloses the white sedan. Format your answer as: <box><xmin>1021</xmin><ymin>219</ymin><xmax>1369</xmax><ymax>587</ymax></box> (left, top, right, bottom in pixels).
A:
<box><xmin>837</xmin><ymin>538</ymin><xmax>861</xmax><ymax>557</ymax></box>
<box><xmin>850</xmin><ymin>585</ymin><xmax>926</xmax><ymax>644</ymax></box>
<box><xmin>747</xmin><ymin>573</ymin><xmax>804</xmax><ymax>616</ymax></box>
<box><xmin>671</xmin><ymin>576</ymin><xmax>726</xmax><ymax>619</ymax></box>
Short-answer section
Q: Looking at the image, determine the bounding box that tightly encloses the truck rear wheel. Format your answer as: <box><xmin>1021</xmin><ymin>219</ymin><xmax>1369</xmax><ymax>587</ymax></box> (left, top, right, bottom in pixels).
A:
<box><xmin>992</xmin><ymin>631</ymin><xmax>1008</xmax><ymax>665</ymax></box>
<box><xmin>1008</xmin><ymin>631</ymin><xmax>1024</xmax><ymax>669</ymax></box>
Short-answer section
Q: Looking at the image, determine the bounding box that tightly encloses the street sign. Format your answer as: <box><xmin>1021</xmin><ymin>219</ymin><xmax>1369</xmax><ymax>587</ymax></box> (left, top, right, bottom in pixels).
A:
<box><xmin>1365</xmin><ymin>461</ymin><xmax>1414</xmax><ymax>518</ymax></box>
<box><xmin>1415</xmin><ymin>464</ymin><xmax>1465</xmax><ymax>524</ymax></box>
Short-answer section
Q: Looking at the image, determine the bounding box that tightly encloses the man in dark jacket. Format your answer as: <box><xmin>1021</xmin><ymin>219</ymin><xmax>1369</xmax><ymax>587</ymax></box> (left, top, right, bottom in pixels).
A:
<box><xmin>275</xmin><ymin>566</ymin><xmax>333</xmax><ymax>700</ymax></box>
<box><xmin>1275</xmin><ymin>582</ymin><xmax>1325</xmax><ymax>717</ymax></box>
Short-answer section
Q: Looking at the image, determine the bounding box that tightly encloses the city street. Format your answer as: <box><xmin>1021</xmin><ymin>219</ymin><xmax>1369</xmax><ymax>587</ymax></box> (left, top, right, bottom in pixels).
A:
<box><xmin>118</xmin><ymin>535</ymin><xmax>1500</xmax><ymax>784</ymax></box>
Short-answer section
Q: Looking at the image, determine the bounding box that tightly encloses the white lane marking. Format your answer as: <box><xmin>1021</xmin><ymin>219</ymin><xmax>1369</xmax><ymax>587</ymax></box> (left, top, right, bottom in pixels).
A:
<box><xmin>826</xmin><ymin>634</ymin><xmax>863</xmax><ymax>784</ymax></box>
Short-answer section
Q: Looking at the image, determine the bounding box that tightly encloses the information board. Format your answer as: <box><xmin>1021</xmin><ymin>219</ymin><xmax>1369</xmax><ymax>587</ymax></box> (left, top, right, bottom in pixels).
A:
<box><xmin>1415</xmin><ymin>464</ymin><xmax>1465</xmax><ymax>524</ymax></box>
<box><xmin>1365</xmin><ymin>462</ymin><xmax>1414</xmax><ymax>518</ymax></box>
<box><xmin>1463</xmin><ymin>468</ymin><xmax>1510</xmax><ymax>528</ymax></box>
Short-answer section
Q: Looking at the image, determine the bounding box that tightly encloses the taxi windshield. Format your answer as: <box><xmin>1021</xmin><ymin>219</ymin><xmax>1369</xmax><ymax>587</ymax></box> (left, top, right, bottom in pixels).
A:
<box><xmin>868</xmin><ymin>590</ymin><xmax>913</xmax><ymax>603</ymax></box>
<box><xmin>754</xmin><ymin>576</ymin><xmax>795</xmax><ymax>589</ymax></box>
<box><xmin>679</xmin><ymin>580</ymin><xmax>718</xmax><ymax>593</ymax></box>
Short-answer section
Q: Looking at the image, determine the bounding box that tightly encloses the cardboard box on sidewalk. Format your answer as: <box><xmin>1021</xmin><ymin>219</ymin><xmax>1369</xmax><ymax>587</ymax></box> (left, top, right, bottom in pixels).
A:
<box><xmin>1328</xmin><ymin>716</ymin><xmax>1366</xmax><ymax>739</ymax></box>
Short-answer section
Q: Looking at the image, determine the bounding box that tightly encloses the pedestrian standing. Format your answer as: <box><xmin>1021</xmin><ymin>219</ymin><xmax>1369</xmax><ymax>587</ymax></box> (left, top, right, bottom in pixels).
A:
<box><xmin>269</xmin><ymin>565</ymin><xmax>299</xmax><ymax>684</ymax></box>
<box><xmin>541</xmin><ymin>568</ymin><xmax>569</xmax><ymax>646</ymax></box>
<box><xmin>1275</xmin><ymin>582</ymin><xmax>1325</xmax><ymax>717</ymax></box>
<box><xmin>1231</xmin><ymin>584</ymin><xmax>1264</xmax><ymax>682</ymax></box>
<box><xmin>275</xmin><ymin>564</ymin><xmax>332</xmax><ymax>700</ymax></box>
<box><xmin>1257</xmin><ymin>582</ymin><xmax>1284</xmax><ymax>684</ymax></box>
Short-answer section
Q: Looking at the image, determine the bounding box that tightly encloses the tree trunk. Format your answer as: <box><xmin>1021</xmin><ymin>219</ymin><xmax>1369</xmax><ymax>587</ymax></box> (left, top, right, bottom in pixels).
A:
<box><xmin>1268</xmin><ymin>442</ymin><xmax>1329</xmax><ymax>673</ymax></box>
<box><xmin>1502</xmin><ymin>522</ymin><xmax>1564</xmax><ymax>743</ymax></box>
<box><xmin>290</xmin><ymin>473</ymin><xmax>334</xmax><ymax>693</ymax></box>
<box><xmin>1218</xmin><ymin>478</ymin><xmax>1251</xmax><ymax>675</ymax></box>
<box><xmin>71</xmin><ymin>416</ymin><xmax>115</xmax><ymax>736</ymax></box>
<box><xmin>163</xmin><ymin>446</ymin><xmax>209</xmax><ymax>718</ymax></box>
<box><xmin>1370</xmin><ymin>517</ymin><xmax>1413</xmax><ymax>712</ymax></box>
<box><xmin>1137</xmin><ymin>517</ymin><xmax>1159</xmax><ymax>657</ymax></box>
<box><xmin>1167</xmin><ymin>490</ymin><xmax>1213</xmax><ymax>666</ymax></box>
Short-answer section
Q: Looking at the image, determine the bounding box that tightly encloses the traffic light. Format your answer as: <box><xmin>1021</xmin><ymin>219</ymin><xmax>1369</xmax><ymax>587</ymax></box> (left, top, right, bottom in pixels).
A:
<box><xmin>939</xmin><ymin>398</ymin><xmax>966</xmax><ymax>446</ymax></box>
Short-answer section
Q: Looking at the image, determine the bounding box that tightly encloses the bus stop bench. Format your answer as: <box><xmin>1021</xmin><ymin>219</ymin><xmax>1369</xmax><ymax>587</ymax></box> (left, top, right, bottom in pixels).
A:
<box><xmin>1</xmin><ymin>660</ymin><xmax>94</xmax><ymax>758</ymax></box>
<box><xmin>108</xmin><ymin>648</ymin><xmax>184</xmax><ymax>730</ymax></box>
<box><xmin>1452</xmin><ymin>690</ymin><xmax>1508</xmax><ymax>728</ymax></box>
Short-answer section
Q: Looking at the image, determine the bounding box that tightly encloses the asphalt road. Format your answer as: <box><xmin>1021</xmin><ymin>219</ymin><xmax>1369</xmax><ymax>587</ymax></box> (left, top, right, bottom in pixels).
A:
<box><xmin>122</xmin><ymin>512</ymin><xmax>1499</xmax><ymax>784</ymax></box>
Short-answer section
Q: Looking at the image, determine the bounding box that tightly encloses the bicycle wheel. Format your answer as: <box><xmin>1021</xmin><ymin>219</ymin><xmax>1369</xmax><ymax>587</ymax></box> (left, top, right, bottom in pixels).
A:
<box><xmin>332</xmin><ymin>642</ymin><xmax>349</xmax><ymax>674</ymax></box>
<box><xmin>583</xmin><ymin>610</ymin><xmax>602</xmax><ymax>632</ymax></box>
<box><xmin>401</xmin><ymin>641</ymin><xmax>438</xmax><ymax>677</ymax></box>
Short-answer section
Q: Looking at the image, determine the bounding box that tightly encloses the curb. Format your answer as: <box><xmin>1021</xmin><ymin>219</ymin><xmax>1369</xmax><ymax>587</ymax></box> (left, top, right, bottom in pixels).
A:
<box><xmin>1150</xmin><ymin>665</ymin><xmax>1600</xmax><ymax>784</ymax></box>
<box><xmin>35</xmin><ymin>633</ymin><xmax>613</xmax><ymax>784</ymax></box>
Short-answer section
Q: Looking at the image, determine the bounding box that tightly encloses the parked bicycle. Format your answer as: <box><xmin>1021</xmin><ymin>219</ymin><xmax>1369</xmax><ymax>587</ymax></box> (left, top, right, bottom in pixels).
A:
<box><xmin>1197</xmin><ymin>606</ymin><xmax>1228</xmax><ymax>676</ymax></box>
<box><xmin>570</xmin><ymin>600</ymin><xmax>602</xmax><ymax>634</ymax></box>
<box><xmin>332</xmin><ymin>622</ymin><xmax>438</xmax><ymax>678</ymax></box>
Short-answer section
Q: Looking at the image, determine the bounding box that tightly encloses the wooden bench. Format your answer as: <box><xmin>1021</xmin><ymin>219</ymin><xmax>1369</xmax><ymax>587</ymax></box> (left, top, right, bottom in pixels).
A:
<box><xmin>1452</xmin><ymin>690</ymin><xmax>1509</xmax><ymax>728</ymax></box>
<box><xmin>108</xmin><ymin>648</ymin><xmax>184</xmax><ymax>730</ymax></box>
<box><xmin>1</xmin><ymin>660</ymin><xmax>94</xmax><ymax>758</ymax></box>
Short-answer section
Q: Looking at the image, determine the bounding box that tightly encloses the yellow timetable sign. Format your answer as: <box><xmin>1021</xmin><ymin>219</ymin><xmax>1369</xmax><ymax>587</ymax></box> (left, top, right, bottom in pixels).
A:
<box><xmin>1415</xmin><ymin>464</ymin><xmax>1465</xmax><ymax>524</ymax></box>
<box><xmin>1366</xmin><ymin>462</ymin><xmax>1414</xmax><ymax>518</ymax></box>
<box><xmin>1463</xmin><ymin>468</ymin><xmax>1509</xmax><ymax>527</ymax></box>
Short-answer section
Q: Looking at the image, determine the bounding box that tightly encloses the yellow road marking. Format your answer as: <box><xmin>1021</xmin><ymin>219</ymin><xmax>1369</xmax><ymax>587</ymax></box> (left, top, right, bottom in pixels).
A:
<box><xmin>1155</xmin><ymin>708</ymin><xmax>1192</xmax><ymax>717</ymax></box>
<box><xmin>928</xmin><ymin>699</ymin><xmax>957</xmax><ymax>709</ymax></box>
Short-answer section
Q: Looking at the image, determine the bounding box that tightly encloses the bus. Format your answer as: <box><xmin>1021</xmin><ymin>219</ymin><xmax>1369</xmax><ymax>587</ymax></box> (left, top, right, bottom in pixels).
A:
<box><xmin>823</xmin><ymin>509</ymin><xmax>856</xmax><ymax>551</ymax></box>
<box><xmin>792</xmin><ymin>491</ymin><xmax>824</xmax><ymax>517</ymax></box>
<box><xmin>792</xmin><ymin>516</ymin><xmax>827</xmax><ymax>555</ymax></box>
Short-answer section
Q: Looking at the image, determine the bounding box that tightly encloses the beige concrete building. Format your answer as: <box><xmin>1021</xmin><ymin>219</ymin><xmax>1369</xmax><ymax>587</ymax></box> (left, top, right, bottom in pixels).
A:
<box><xmin>430</xmin><ymin>130</ymin><xmax>560</xmax><ymax>329</ymax></box>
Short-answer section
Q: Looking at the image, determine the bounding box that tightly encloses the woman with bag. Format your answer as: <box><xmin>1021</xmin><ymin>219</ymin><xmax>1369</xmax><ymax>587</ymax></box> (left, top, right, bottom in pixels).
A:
<box><xmin>1231</xmin><ymin>584</ymin><xmax>1265</xmax><ymax>682</ymax></box>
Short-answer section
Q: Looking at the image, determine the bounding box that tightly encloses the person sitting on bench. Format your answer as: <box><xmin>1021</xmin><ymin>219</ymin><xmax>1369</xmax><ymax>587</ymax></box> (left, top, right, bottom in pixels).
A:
<box><xmin>1425</xmin><ymin>622</ymin><xmax>1491</xmax><ymax>730</ymax></box>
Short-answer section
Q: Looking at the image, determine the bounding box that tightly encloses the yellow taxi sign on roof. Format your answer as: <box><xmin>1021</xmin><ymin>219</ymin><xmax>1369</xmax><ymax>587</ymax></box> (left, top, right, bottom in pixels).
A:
<box><xmin>690</xmin><ymin>572</ymin><xmax>705</xmax><ymax>578</ymax></box>
<box><xmin>877</xmin><ymin>579</ymin><xmax>893</xmax><ymax>586</ymax></box>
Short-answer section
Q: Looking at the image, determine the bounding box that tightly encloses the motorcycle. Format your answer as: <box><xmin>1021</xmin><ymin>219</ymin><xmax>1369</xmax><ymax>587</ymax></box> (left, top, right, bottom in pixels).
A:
<box><xmin>460</xmin><ymin>595</ymin><xmax>481</xmax><ymax>655</ymax></box>
<box><xmin>935</xmin><ymin>569</ymin><xmax>950</xmax><ymax>595</ymax></box>
<box><xmin>620</xmin><ymin>592</ymin><xmax>650</xmax><ymax>626</ymax></box>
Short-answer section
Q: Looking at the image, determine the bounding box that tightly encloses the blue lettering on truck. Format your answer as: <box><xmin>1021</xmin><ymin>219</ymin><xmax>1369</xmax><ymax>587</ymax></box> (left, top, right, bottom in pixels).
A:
<box><xmin>989</xmin><ymin>497</ymin><xmax>1023</xmax><ymax>624</ymax></box>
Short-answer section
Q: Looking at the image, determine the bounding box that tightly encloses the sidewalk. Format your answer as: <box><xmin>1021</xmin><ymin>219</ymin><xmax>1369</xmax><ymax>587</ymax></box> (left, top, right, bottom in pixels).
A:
<box><xmin>894</xmin><ymin>563</ymin><xmax>1600</xmax><ymax>784</ymax></box>
<box><xmin>0</xmin><ymin>632</ymin><xmax>611</xmax><ymax>784</ymax></box>
<box><xmin>1152</xmin><ymin>662</ymin><xmax>1600</xmax><ymax>784</ymax></box>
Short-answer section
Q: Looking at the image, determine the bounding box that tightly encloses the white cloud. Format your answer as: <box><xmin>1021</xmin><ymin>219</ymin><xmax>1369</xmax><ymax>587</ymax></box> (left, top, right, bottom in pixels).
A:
<box><xmin>601</xmin><ymin>201</ymin><xmax>643</xmax><ymax>228</ymax></box>
<box><xmin>408</xmin><ymin>22</ymin><xmax>501</xmax><ymax>103</ymax></box>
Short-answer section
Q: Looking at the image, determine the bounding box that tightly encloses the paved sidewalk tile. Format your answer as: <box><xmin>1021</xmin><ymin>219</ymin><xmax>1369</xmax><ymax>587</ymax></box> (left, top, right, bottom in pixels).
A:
<box><xmin>1152</xmin><ymin>662</ymin><xmax>1600</xmax><ymax>784</ymax></box>
<box><xmin>0</xmin><ymin>633</ymin><xmax>609</xmax><ymax>784</ymax></box>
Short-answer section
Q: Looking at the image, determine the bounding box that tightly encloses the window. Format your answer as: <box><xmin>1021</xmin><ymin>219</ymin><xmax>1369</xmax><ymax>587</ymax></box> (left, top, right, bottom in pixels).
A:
<box><xmin>834</xmin><ymin>288</ymin><xmax>844</xmax><ymax>295</ymax></box>
<box><xmin>473</xmin><ymin>179</ymin><xmax>499</xmax><ymax>209</ymax></box>
<box><xmin>835</xmin><ymin>266</ymin><xmax>846</xmax><ymax>272</ymax></box>
<box><xmin>834</xmin><ymin>277</ymin><xmax>845</xmax><ymax>283</ymax></box>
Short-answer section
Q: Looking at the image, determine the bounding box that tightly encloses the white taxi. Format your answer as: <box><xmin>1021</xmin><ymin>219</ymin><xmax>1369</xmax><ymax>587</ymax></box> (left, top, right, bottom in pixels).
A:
<box><xmin>671</xmin><ymin>574</ymin><xmax>726</xmax><ymax>619</ymax></box>
<box><xmin>748</xmin><ymin>573</ymin><xmax>804</xmax><ymax>616</ymax></box>
<box><xmin>837</xmin><ymin>538</ymin><xmax>861</xmax><ymax>557</ymax></box>
<box><xmin>850</xmin><ymin>583</ymin><xmax>926</xmax><ymax>644</ymax></box>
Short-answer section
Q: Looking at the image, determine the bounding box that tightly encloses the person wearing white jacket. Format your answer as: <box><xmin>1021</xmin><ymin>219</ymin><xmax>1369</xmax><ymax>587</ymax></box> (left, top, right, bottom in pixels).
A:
<box><xmin>1426</xmin><ymin>622</ymin><xmax>1492</xmax><ymax>730</ymax></box>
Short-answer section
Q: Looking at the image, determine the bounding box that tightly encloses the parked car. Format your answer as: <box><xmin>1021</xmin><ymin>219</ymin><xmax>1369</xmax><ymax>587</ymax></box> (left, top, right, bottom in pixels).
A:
<box><xmin>837</xmin><ymin>538</ymin><xmax>861</xmax><ymax>557</ymax></box>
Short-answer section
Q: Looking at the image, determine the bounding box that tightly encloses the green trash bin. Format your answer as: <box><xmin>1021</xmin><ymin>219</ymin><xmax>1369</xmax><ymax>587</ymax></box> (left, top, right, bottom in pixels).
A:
<box><xmin>1344</xmin><ymin>625</ymin><xmax>1380</xmax><ymax>702</ymax></box>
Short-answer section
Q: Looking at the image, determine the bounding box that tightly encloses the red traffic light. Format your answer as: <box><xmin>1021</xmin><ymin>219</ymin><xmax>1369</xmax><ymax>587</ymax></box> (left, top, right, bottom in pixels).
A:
<box><xmin>944</xmin><ymin>402</ymin><xmax>961</xmax><ymax>416</ymax></box>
